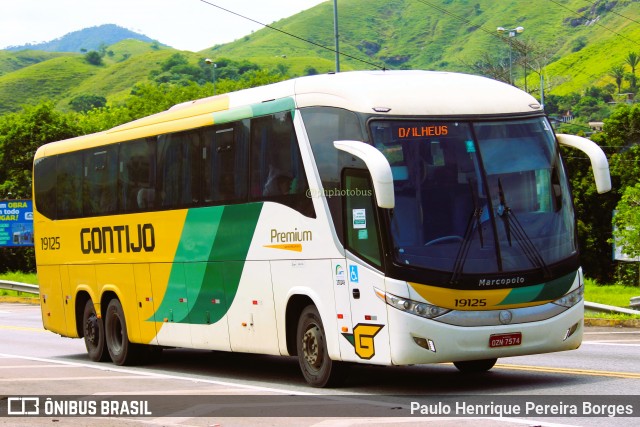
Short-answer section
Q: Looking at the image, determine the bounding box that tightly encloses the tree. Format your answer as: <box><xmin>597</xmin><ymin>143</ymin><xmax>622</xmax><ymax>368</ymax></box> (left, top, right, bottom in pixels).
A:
<box><xmin>84</xmin><ymin>50</ymin><xmax>103</xmax><ymax>66</ymax></box>
<box><xmin>613</xmin><ymin>183</ymin><xmax>640</xmax><ymax>259</ymax></box>
<box><xmin>610</xmin><ymin>65</ymin><xmax>625</xmax><ymax>93</ymax></box>
<box><xmin>69</xmin><ymin>95</ymin><xmax>107</xmax><ymax>112</ymax></box>
<box><xmin>0</xmin><ymin>102</ymin><xmax>83</xmax><ymax>199</ymax></box>
<box><xmin>625</xmin><ymin>51</ymin><xmax>639</xmax><ymax>91</ymax></box>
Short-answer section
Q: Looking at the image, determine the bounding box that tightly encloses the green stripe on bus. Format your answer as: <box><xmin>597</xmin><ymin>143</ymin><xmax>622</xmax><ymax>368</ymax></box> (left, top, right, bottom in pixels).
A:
<box><xmin>211</xmin><ymin>97</ymin><xmax>295</xmax><ymax>125</ymax></box>
<box><xmin>498</xmin><ymin>271</ymin><xmax>577</xmax><ymax>306</ymax></box>
<box><xmin>149</xmin><ymin>203</ymin><xmax>263</xmax><ymax>325</ymax></box>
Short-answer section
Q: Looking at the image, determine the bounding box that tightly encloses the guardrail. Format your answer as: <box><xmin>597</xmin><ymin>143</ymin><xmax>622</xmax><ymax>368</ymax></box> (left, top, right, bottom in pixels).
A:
<box><xmin>0</xmin><ymin>280</ymin><xmax>39</xmax><ymax>295</ymax></box>
<box><xmin>1</xmin><ymin>280</ymin><xmax>639</xmax><ymax>315</ymax></box>
<box><xmin>584</xmin><ymin>301</ymin><xmax>640</xmax><ymax>316</ymax></box>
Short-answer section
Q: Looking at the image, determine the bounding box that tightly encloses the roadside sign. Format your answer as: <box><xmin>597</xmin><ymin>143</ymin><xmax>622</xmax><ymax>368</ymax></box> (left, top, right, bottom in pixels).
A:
<box><xmin>0</xmin><ymin>200</ymin><xmax>34</xmax><ymax>247</ymax></box>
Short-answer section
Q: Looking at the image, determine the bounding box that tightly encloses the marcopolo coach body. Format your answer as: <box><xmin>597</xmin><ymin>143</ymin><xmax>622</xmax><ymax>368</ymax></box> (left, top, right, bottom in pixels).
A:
<box><xmin>33</xmin><ymin>70</ymin><xmax>610</xmax><ymax>387</ymax></box>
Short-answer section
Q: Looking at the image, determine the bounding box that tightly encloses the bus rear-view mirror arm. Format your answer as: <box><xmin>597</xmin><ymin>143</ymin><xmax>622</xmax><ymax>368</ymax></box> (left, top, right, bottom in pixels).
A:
<box><xmin>334</xmin><ymin>140</ymin><xmax>395</xmax><ymax>209</ymax></box>
<box><xmin>556</xmin><ymin>133</ymin><xmax>612</xmax><ymax>194</ymax></box>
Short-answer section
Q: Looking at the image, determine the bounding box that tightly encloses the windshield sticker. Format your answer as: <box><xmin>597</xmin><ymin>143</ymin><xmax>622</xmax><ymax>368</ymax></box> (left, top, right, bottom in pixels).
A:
<box><xmin>358</xmin><ymin>229</ymin><xmax>368</xmax><ymax>240</ymax></box>
<box><xmin>465</xmin><ymin>140</ymin><xmax>476</xmax><ymax>153</ymax></box>
<box><xmin>353</xmin><ymin>209</ymin><xmax>366</xmax><ymax>229</ymax></box>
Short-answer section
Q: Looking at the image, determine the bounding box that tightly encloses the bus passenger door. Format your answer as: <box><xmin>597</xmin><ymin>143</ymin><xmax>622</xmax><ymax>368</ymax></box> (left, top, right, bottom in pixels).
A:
<box><xmin>338</xmin><ymin>172</ymin><xmax>391</xmax><ymax>364</ymax></box>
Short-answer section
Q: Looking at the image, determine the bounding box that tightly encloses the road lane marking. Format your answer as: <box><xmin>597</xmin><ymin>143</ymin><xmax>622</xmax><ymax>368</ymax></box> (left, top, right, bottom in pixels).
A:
<box><xmin>495</xmin><ymin>363</ymin><xmax>640</xmax><ymax>379</ymax></box>
<box><xmin>310</xmin><ymin>418</ymin><xmax>580</xmax><ymax>427</ymax></box>
<box><xmin>0</xmin><ymin>364</ymin><xmax>84</xmax><ymax>369</ymax></box>
<box><xmin>582</xmin><ymin>341</ymin><xmax>640</xmax><ymax>346</ymax></box>
<box><xmin>0</xmin><ymin>324</ymin><xmax>47</xmax><ymax>333</ymax></box>
<box><xmin>0</xmin><ymin>352</ymin><xmax>315</xmax><ymax>395</ymax></box>
<box><xmin>0</xmin><ymin>375</ymin><xmax>147</xmax><ymax>382</ymax></box>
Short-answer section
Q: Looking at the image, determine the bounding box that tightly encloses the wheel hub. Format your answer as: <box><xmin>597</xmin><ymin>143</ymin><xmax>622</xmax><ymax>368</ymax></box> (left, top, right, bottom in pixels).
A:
<box><xmin>84</xmin><ymin>315</ymin><xmax>98</xmax><ymax>345</ymax></box>
<box><xmin>302</xmin><ymin>325</ymin><xmax>321</xmax><ymax>367</ymax></box>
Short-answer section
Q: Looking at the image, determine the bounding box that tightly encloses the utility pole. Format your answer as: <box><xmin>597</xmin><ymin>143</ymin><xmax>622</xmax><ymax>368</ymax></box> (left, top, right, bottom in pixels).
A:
<box><xmin>333</xmin><ymin>0</ymin><xmax>340</xmax><ymax>72</ymax></box>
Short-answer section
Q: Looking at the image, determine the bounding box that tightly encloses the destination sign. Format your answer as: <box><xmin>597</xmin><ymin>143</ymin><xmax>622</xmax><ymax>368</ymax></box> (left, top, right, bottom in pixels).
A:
<box><xmin>397</xmin><ymin>125</ymin><xmax>448</xmax><ymax>139</ymax></box>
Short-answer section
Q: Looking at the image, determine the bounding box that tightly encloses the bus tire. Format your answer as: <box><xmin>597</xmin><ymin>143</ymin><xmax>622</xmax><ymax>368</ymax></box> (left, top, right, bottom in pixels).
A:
<box><xmin>105</xmin><ymin>299</ymin><xmax>140</xmax><ymax>366</ymax></box>
<box><xmin>82</xmin><ymin>300</ymin><xmax>109</xmax><ymax>362</ymax></box>
<box><xmin>453</xmin><ymin>358</ymin><xmax>497</xmax><ymax>373</ymax></box>
<box><xmin>296</xmin><ymin>305</ymin><xmax>346</xmax><ymax>387</ymax></box>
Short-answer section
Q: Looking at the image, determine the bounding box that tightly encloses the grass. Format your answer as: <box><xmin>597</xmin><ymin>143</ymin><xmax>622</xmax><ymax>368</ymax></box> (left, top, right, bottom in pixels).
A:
<box><xmin>583</xmin><ymin>278</ymin><xmax>639</xmax><ymax>308</ymax></box>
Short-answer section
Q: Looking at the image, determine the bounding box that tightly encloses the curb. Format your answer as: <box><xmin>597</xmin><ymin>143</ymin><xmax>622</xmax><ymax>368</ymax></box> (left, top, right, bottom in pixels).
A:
<box><xmin>0</xmin><ymin>296</ymin><xmax>39</xmax><ymax>305</ymax></box>
<box><xmin>584</xmin><ymin>317</ymin><xmax>640</xmax><ymax>328</ymax></box>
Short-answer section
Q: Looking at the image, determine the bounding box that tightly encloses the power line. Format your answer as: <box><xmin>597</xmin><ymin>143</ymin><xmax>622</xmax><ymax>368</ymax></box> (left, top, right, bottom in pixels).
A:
<box><xmin>545</xmin><ymin>0</ymin><xmax>640</xmax><ymax>47</ymax></box>
<box><xmin>585</xmin><ymin>0</ymin><xmax>640</xmax><ymax>27</ymax></box>
<box><xmin>414</xmin><ymin>0</ymin><xmax>508</xmax><ymax>43</ymax></box>
<box><xmin>197</xmin><ymin>0</ymin><xmax>385</xmax><ymax>70</ymax></box>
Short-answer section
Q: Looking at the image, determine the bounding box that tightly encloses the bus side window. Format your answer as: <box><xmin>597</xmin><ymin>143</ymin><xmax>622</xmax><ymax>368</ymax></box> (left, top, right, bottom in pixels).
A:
<box><xmin>202</xmin><ymin>123</ymin><xmax>248</xmax><ymax>205</ymax></box>
<box><xmin>344</xmin><ymin>172</ymin><xmax>382</xmax><ymax>267</ymax></box>
<box><xmin>249</xmin><ymin>111</ymin><xmax>315</xmax><ymax>217</ymax></box>
<box><xmin>34</xmin><ymin>156</ymin><xmax>57</xmax><ymax>219</ymax></box>
<box><xmin>157</xmin><ymin>130</ymin><xmax>202</xmax><ymax>208</ymax></box>
<box><xmin>83</xmin><ymin>146</ymin><xmax>118</xmax><ymax>216</ymax></box>
<box><xmin>119</xmin><ymin>139</ymin><xmax>156</xmax><ymax>212</ymax></box>
<box><xmin>56</xmin><ymin>152</ymin><xmax>83</xmax><ymax>219</ymax></box>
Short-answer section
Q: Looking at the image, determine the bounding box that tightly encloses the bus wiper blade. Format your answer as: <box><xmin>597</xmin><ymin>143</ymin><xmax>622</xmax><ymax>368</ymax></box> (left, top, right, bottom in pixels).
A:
<box><xmin>497</xmin><ymin>179</ymin><xmax>551</xmax><ymax>278</ymax></box>
<box><xmin>497</xmin><ymin>178</ymin><xmax>512</xmax><ymax>245</ymax></box>
<box><xmin>450</xmin><ymin>180</ymin><xmax>484</xmax><ymax>284</ymax></box>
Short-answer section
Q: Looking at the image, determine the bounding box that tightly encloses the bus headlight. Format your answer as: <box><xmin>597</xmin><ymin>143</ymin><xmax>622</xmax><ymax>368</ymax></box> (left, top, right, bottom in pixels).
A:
<box><xmin>552</xmin><ymin>286</ymin><xmax>584</xmax><ymax>308</ymax></box>
<box><xmin>375</xmin><ymin>288</ymin><xmax>450</xmax><ymax>319</ymax></box>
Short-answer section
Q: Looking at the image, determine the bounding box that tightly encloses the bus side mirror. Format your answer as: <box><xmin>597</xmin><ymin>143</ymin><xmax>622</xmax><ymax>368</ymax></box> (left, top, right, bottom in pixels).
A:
<box><xmin>556</xmin><ymin>133</ymin><xmax>612</xmax><ymax>194</ymax></box>
<box><xmin>334</xmin><ymin>140</ymin><xmax>395</xmax><ymax>209</ymax></box>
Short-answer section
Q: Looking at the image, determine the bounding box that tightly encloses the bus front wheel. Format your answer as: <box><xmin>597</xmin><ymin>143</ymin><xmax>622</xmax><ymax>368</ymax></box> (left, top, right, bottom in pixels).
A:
<box><xmin>453</xmin><ymin>358</ymin><xmax>497</xmax><ymax>373</ymax></box>
<box><xmin>105</xmin><ymin>299</ymin><xmax>140</xmax><ymax>366</ymax></box>
<box><xmin>296</xmin><ymin>305</ymin><xmax>346</xmax><ymax>387</ymax></box>
<box><xmin>82</xmin><ymin>300</ymin><xmax>109</xmax><ymax>362</ymax></box>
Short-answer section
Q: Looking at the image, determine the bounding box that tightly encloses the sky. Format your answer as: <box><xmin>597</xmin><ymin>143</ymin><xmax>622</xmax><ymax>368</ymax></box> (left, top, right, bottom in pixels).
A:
<box><xmin>0</xmin><ymin>0</ymin><xmax>328</xmax><ymax>52</ymax></box>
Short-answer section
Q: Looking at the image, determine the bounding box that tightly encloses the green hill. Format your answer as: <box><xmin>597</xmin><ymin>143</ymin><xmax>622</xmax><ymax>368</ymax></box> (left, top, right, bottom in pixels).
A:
<box><xmin>205</xmin><ymin>0</ymin><xmax>640</xmax><ymax>94</ymax></box>
<box><xmin>1</xmin><ymin>0</ymin><xmax>639</xmax><ymax>114</ymax></box>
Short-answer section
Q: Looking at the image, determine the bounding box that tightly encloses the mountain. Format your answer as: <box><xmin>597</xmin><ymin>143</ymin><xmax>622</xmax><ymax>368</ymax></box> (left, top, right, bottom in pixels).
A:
<box><xmin>204</xmin><ymin>0</ymin><xmax>640</xmax><ymax>95</ymax></box>
<box><xmin>4</xmin><ymin>24</ymin><xmax>159</xmax><ymax>53</ymax></box>
<box><xmin>1</xmin><ymin>0</ymin><xmax>639</xmax><ymax>115</ymax></box>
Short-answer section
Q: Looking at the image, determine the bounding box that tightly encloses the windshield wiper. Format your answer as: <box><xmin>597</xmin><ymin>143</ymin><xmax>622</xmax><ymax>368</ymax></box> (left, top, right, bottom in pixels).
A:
<box><xmin>497</xmin><ymin>178</ymin><xmax>551</xmax><ymax>278</ymax></box>
<box><xmin>450</xmin><ymin>180</ymin><xmax>485</xmax><ymax>284</ymax></box>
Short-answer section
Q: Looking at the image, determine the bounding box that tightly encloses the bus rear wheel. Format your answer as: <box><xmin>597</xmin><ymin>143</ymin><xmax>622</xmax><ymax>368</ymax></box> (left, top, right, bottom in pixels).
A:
<box><xmin>296</xmin><ymin>305</ymin><xmax>346</xmax><ymax>387</ymax></box>
<box><xmin>82</xmin><ymin>300</ymin><xmax>109</xmax><ymax>362</ymax></box>
<box><xmin>453</xmin><ymin>358</ymin><xmax>497</xmax><ymax>373</ymax></box>
<box><xmin>105</xmin><ymin>299</ymin><xmax>141</xmax><ymax>366</ymax></box>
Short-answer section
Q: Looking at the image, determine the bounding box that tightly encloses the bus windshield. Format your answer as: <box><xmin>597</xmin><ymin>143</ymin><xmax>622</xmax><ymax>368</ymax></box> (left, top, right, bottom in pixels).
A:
<box><xmin>370</xmin><ymin>117</ymin><xmax>576</xmax><ymax>276</ymax></box>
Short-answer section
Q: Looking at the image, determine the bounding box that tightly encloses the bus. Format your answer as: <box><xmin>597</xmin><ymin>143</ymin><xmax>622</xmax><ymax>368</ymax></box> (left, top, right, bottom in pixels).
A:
<box><xmin>33</xmin><ymin>70</ymin><xmax>611</xmax><ymax>387</ymax></box>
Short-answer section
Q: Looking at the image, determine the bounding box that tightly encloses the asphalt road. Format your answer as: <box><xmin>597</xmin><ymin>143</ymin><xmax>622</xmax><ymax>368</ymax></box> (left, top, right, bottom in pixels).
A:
<box><xmin>1</xmin><ymin>302</ymin><xmax>639</xmax><ymax>426</ymax></box>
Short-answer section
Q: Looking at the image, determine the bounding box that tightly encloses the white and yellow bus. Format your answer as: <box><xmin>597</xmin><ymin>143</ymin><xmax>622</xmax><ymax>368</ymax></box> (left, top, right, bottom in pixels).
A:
<box><xmin>33</xmin><ymin>70</ymin><xmax>611</xmax><ymax>387</ymax></box>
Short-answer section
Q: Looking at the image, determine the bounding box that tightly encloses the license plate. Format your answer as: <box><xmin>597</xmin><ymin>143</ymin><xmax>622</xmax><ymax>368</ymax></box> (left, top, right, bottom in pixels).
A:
<box><xmin>489</xmin><ymin>332</ymin><xmax>522</xmax><ymax>348</ymax></box>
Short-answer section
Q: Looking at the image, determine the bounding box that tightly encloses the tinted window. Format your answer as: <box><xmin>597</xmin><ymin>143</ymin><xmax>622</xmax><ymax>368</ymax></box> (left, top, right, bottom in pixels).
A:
<box><xmin>84</xmin><ymin>146</ymin><xmax>118</xmax><ymax>216</ymax></box>
<box><xmin>250</xmin><ymin>112</ymin><xmax>314</xmax><ymax>217</ymax></box>
<box><xmin>56</xmin><ymin>152</ymin><xmax>83</xmax><ymax>219</ymax></box>
<box><xmin>119</xmin><ymin>138</ymin><xmax>156</xmax><ymax>212</ymax></box>
<box><xmin>33</xmin><ymin>156</ymin><xmax>57</xmax><ymax>219</ymax></box>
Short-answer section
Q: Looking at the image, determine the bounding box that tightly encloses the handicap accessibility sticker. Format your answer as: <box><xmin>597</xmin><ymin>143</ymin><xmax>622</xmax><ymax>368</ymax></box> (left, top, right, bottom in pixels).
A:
<box><xmin>349</xmin><ymin>265</ymin><xmax>359</xmax><ymax>283</ymax></box>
